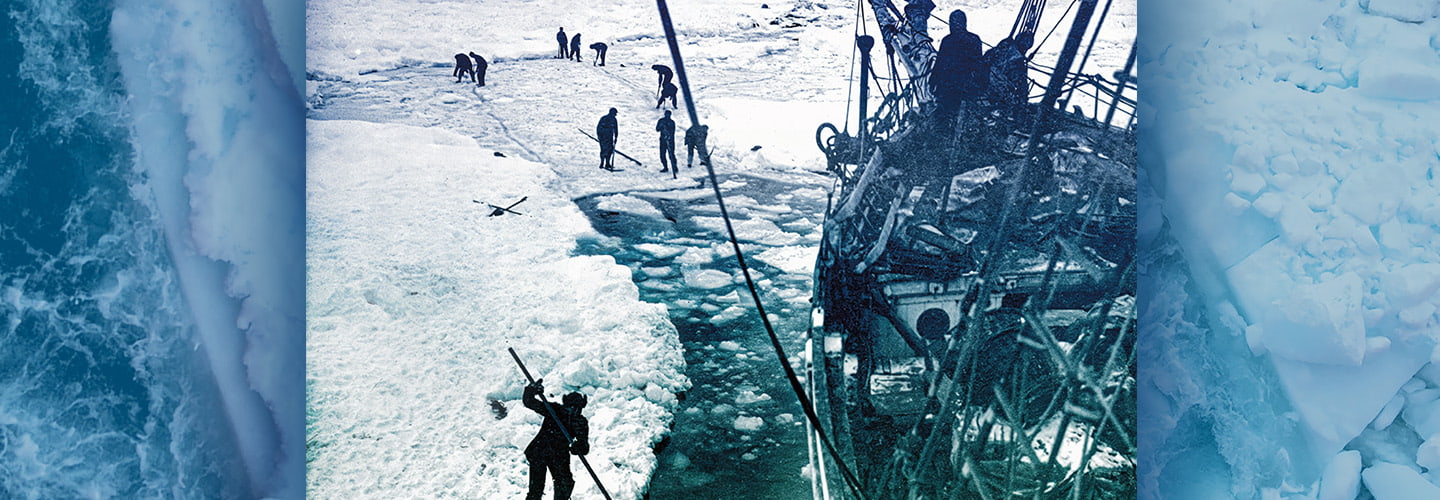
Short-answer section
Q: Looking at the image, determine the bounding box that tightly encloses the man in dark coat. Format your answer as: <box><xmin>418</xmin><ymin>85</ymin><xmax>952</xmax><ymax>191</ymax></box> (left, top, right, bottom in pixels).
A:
<box><xmin>928</xmin><ymin>10</ymin><xmax>985</xmax><ymax>132</ymax></box>
<box><xmin>570</xmin><ymin>33</ymin><xmax>583</xmax><ymax>62</ymax></box>
<box><xmin>470</xmin><ymin>52</ymin><xmax>489</xmax><ymax>87</ymax></box>
<box><xmin>556</xmin><ymin>28</ymin><xmax>569</xmax><ymax>59</ymax></box>
<box><xmin>656</xmin><ymin>82</ymin><xmax>678</xmax><ymax>109</ymax></box>
<box><xmin>656</xmin><ymin>110</ymin><xmax>678</xmax><ymax>177</ymax></box>
<box><xmin>684</xmin><ymin>124</ymin><xmax>708</xmax><ymax>168</ymax></box>
<box><xmin>589</xmin><ymin>42</ymin><xmax>608</xmax><ymax>66</ymax></box>
<box><xmin>596</xmin><ymin>108</ymin><xmax>619</xmax><ymax>170</ymax></box>
<box><xmin>651</xmin><ymin>64</ymin><xmax>673</xmax><ymax>97</ymax></box>
<box><xmin>523</xmin><ymin>380</ymin><xmax>590</xmax><ymax>500</ymax></box>
<box><xmin>983</xmin><ymin>31</ymin><xmax>1033</xmax><ymax>119</ymax></box>
<box><xmin>453</xmin><ymin>53</ymin><xmax>475</xmax><ymax>83</ymax></box>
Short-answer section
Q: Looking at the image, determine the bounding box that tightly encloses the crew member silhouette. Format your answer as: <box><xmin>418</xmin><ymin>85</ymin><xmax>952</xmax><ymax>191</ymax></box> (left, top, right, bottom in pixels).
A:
<box><xmin>684</xmin><ymin>123</ymin><xmax>708</xmax><ymax>168</ymax></box>
<box><xmin>983</xmin><ymin>31</ymin><xmax>1034</xmax><ymax>119</ymax></box>
<box><xmin>656</xmin><ymin>110</ymin><xmax>678</xmax><ymax>178</ymax></box>
<box><xmin>470</xmin><ymin>52</ymin><xmax>489</xmax><ymax>86</ymax></box>
<box><xmin>651</xmin><ymin>64</ymin><xmax>673</xmax><ymax>97</ymax></box>
<box><xmin>453</xmin><ymin>53</ymin><xmax>475</xmax><ymax>83</ymax></box>
<box><xmin>570</xmin><ymin>33</ymin><xmax>583</xmax><ymax>62</ymax></box>
<box><xmin>523</xmin><ymin>380</ymin><xmax>590</xmax><ymax>500</ymax></box>
<box><xmin>556</xmin><ymin>28</ymin><xmax>569</xmax><ymax>58</ymax></box>
<box><xmin>589</xmin><ymin>42</ymin><xmax>609</xmax><ymax>66</ymax></box>
<box><xmin>929</xmin><ymin>9</ymin><xmax>985</xmax><ymax>133</ymax></box>
<box><xmin>596</xmin><ymin>108</ymin><xmax>619</xmax><ymax>171</ymax></box>
<box><xmin>656</xmin><ymin>82</ymin><xmax>678</xmax><ymax>109</ymax></box>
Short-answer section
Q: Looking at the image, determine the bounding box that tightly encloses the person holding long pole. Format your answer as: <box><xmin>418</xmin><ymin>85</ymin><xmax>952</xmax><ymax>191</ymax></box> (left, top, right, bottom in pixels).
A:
<box><xmin>510</xmin><ymin>348</ymin><xmax>612</xmax><ymax>500</ymax></box>
<box><xmin>521</xmin><ymin>380</ymin><xmax>589</xmax><ymax>500</ymax></box>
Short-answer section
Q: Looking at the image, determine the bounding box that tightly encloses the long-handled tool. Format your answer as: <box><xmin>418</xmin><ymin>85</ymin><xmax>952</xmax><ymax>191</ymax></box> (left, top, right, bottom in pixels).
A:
<box><xmin>474</xmin><ymin>196</ymin><xmax>527</xmax><ymax>216</ymax></box>
<box><xmin>508</xmin><ymin>348</ymin><xmax>613</xmax><ymax>500</ymax></box>
<box><xmin>578</xmin><ymin>128</ymin><xmax>643</xmax><ymax>166</ymax></box>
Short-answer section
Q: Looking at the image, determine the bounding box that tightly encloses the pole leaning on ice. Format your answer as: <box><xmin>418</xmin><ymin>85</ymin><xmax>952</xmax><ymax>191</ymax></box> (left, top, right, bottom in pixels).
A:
<box><xmin>577</xmin><ymin>128</ymin><xmax>644</xmax><ymax>166</ymax></box>
<box><xmin>507</xmin><ymin>347</ymin><xmax>613</xmax><ymax>500</ymax></box>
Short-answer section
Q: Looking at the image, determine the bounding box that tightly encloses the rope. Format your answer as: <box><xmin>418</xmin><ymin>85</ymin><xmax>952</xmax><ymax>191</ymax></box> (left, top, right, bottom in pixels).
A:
<box><xmin>653</xmin><ymin>1</ymin><xmax>870</xmax><ymax>499</ymax></box>
<box><xmin>843</xmin><ymin>0</ymin><xmax>862</xmax><ymax>134</ymax></box>
<box><xmin>1034</xmin><ymin>0</ymin><xmax>1078</xmax><ymax>57</ymax></box>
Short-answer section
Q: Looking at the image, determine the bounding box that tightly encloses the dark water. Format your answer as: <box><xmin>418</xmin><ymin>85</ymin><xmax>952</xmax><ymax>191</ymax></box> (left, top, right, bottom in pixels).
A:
<box><xmin>576</xmin><ymin>173</ymin><xmax>829</xmax><ymax>499</ymax></box>
<box><xmin>1</xmin><ymin>2</ymin><xmax>246</xmax><ymax>497</ymax></box>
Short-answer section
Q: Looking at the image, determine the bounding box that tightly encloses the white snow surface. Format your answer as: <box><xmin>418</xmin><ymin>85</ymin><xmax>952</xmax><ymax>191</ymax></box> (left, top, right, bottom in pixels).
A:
<box><xmin>307</xmin><ymin>120</ymin><xmax>688</xmax><ymax>499</ymax></box>
<box><xmin>1144</xmin><ymin>0</ymin><xmax>1440</xmax><ymax>496</ymax></box>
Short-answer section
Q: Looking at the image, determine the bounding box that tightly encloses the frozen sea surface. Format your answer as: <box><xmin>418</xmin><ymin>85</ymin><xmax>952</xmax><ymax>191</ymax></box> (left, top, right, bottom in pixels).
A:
<box><xmin>578</xmin><ymin>172</ymin><xmax>830</xmax><ymax>498</ymax></box>
<box><xmin>306</xmin><ymin>0</ymin><xmax>1136</xmax><ymax>497</ymax></box>
<box><xmin>1140</xmin><ymin>0</ymin><xmax>1440</xmax><ymax>498</ymax></box>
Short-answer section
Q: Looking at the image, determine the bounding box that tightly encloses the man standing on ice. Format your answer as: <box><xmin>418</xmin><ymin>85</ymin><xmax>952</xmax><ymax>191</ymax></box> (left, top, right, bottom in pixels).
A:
<box><xmin>570</xmin><ymin>33</ymin><xmax>583</xmax><ymax>62</ymax></box>
<box><xmin>597</xmin><ymin>108</ymin><xmax>619</xmax><ymax>171</ymax></box>
<box><xmin>656</xmin><ymin>110</ymin><xmax>678</xmax><ymax>177</ymax></box>
<box><xmin>684</xmin><ymin>123</ymin><xmax>709</xmax><ymax>168</ymax></box>
<box><xmin>556</xmin><ymin>28</ymin><xmax>569</xmax><ymax>59</ymax></box>
<box><xmin>523</xmin><ymin>379</ymin><xmax>590</xmax><ymax>500</ymax></box>
<box><xmin>470</xmin><ymin>52</ymin><xmax>489</xmax><ymax>87</ymax></box>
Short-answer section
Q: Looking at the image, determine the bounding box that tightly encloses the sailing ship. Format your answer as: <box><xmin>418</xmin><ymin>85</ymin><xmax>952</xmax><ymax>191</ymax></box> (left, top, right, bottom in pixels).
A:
<box><xmin>804</xmin><ymin>0</ymin><xmax>1137</xmax><ymax>497</ymax></box>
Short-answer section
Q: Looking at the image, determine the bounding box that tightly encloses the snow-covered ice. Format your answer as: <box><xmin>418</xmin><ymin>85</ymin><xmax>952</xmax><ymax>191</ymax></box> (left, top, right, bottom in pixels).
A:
<box><xmin>306</xmin><ymin>120</ymin><xmax>688</xmax><ymax>498</ymax></box>
<box><xmin>1140</xmin><ymin>0</ymin><xmax>1440</xmax><ymax>497</ymax></box>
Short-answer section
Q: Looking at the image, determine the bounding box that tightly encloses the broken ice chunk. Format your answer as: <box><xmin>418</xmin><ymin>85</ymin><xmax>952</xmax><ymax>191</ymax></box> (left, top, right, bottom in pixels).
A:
<box><xmin>1318</xmin><ymin>450</ymin><xmax>1361</xmax><ymax>500</ymax></box>
<box><xmin>1362</xmin><ymin>462</ymin><xmax>1440</xmax><ymax>499</ymax></box>
<box><xmin>1418</xmin><ymin>435</ymin><xmax>1440</xmax><ymax>472</ymax></box>
<box><xmin>734</xmin><ymin>415</ymin><xmax>766</xmax><ymax>432</ymax></box>
<box><xmin>684</xmin><ymin>269</ymin><xmax>734</xmax><ymax>290</ymax></box>
<box><xmin>1260</xmin><ymin>273</ymin><xmax>1366</xmax><ymax>367</ymax></box>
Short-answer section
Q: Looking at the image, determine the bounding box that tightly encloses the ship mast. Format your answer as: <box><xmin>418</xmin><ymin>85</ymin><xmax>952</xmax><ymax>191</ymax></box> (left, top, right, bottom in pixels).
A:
<box><xmin>864</xmin><ymin>0</ymin><xmax>938</xmax><ymax>104</ymax></box>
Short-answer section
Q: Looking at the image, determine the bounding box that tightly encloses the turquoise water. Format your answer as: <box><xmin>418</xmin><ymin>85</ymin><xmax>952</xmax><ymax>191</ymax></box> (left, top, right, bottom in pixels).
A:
<box><xmin>577</xmin><ymin>174</ymin><xmax>824</xmax><ymax>499</ymax></box>
<box><xmin>0</xmin><ymin>2</ymin><xmax>248</xmax><ymax>497</ymax></box>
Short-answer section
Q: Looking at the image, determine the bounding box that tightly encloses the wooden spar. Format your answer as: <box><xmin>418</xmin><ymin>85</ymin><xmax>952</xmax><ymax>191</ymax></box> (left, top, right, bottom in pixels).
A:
<box><xmin>866</xmin><ymin>0</ymin><xmax>936</xmax><ymax>103</ymax></box>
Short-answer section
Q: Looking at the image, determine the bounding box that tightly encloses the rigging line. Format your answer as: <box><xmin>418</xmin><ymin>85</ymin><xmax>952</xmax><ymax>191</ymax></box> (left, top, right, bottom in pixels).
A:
<box><xmin>653</xmin><ymin>1</ymin><xmax>870</xmax><ymax>498</ymax></box>
<box><xmin>1034</xmin><ymin>0</ymin><xmax>1078</xmax><ymax>59</ymax></box>
<box><xmin>1075</xmin><ymin>0</ymin><xmax>1115</xmax><ymax>78</ymax></box>
<box><xmin>843</xmin><ymin>0</ymin><xmax>862</xmax><ymax>134</ymax></box>
<box><xmin>1010</xmin><ymin>0</ymin><xmax>1035</xmax><ymax>37</ymax></box>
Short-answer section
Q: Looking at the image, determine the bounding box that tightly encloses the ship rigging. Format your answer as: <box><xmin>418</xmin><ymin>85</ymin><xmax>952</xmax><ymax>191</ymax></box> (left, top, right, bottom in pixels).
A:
<box><xmin>806</xmin><ymin>0</ymin><xmax>1137</xmax><ymax>498</ymax></box>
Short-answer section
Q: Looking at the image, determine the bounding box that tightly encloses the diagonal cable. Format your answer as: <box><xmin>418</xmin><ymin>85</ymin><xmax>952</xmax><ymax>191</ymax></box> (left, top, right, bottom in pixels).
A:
<box><xmin>653</xmin><ymin>1</ymin><xmax>869</xmax><ymax>498</ymax></box>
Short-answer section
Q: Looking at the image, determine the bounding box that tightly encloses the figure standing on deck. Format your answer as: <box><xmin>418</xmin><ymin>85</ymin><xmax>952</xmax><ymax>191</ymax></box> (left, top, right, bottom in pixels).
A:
<box><xmin>556</xmin><ymin>28</ymin><xmax>569</xmax><ymax>59</ymax></box>
<box><xmin>453</xmin><ymin>53</ymin><xmax>475</xmax><ymax>83</ymax></box>
<box><xmin>470</xmin><ymin>52</ymin><xmax>489</xmax><ymax>87</ymax></box>
<box><xmin>523</xmin><ymin>380</ymin><xmax>590</xmax><ymax>500</ymax></box>
<box><xmin>570</xmin><ymin>33</ymin><xmax>583</xmax><ymax>62</ymax></box>
<box><xmin>589</xmin><ymin>42</ymin><xmax>609</xmax><ymax>66</ymax></box>
<box><xmin>656</xmin><ymin>110</ymin><xmax>678</xmax><ymax>178</ymax></box>
<box><xmin>684</xmin><ymin>124</ymin><xmax>709</xmax><ymax>168</ymax></box>
<box><xmin>657</xmin><ymin>82</ymin><xmax>678</xmax><ymax>109</ymax></box>
<box><xmin>651</xmin><ymin>64</ymin><xmax>673</xmax><ymax>97</ymax></box>
<box><xmin>928</xmin><ymin>9</ymin><xmax>985</xmax><ymax>134</ymax></box>
<box><xmin>984</xmin><ymin>31</ymin><xmax>1034</xmax><ymax>120</ymax></box>
<box><xmin>596</xmin><ymin>108</ymin><xmax>619</xmax><ymax>171</ymax></box>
